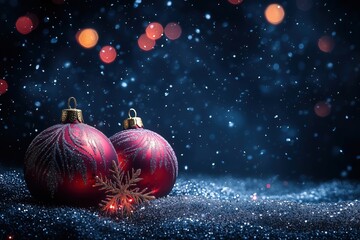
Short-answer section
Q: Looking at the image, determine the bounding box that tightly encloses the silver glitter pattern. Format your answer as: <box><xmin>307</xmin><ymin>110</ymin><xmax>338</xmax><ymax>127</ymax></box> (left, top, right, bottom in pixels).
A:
<box><xmin>24</xmin><ymin>123</ymin><xmax>107</xmax><ymax>196</ymax></box>
<box><xmin>110</xmin><ymin>129</ymin><xmax>178</xmax><ymax>177</ymax></box>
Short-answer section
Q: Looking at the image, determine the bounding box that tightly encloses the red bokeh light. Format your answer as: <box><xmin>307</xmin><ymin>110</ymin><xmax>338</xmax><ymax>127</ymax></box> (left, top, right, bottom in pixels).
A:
<box><xmin>0</xmin><ymin>79</ymin><xmax>9</xmax><ymax>95</ymax></box>
<box><xmin>99</xmin><ymin>46</ymin><xmax>117</xmax><ymax>64</ymax></box>
<box><xmin>318</xmin><ymin>35</ymin><xmax>335</xmax><ymax>53</ymax></box>
<box><xmin>228</xmin><ymin>0</ymin><xmax>243</xmax><ymax>5</ymax></box>
<box><xmin>15</xmin><ymin>16</ymin><xmax>34</xmax><ymax>35</ymax></box>
<box><xmin>164</xmin><ymin>22</ymin><xmax>182</xmax><ymax>40</ymax></box>
<box><xmin>145</xmin><ymin>22</ymin><xmax>163</xmax><ymax>40</ymax></box>
<box><xmin>314</xmin><ymin>101</ymin><xmax>331</xmax><ymax>117</ymax></box>
<box><xmin>138</xmin><ymin>34</ymin><xmax>156</xmax><ymax>51</ymax></box>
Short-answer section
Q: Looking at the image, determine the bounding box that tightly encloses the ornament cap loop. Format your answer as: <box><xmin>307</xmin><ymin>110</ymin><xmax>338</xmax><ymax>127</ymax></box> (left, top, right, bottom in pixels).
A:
<box><xmin>123</xmin><ymin>108</ymin><xmax>144</xmax><ymax>129</ymax></box>
<box><xmin>61</xmin><ymin>97</ymin><xmax>84</xmax><ymax>124</ymax></box>
<box><xmin>68</xmin><ymin>97</ymin><xmax>77</xmax><ymax>109</ymax></box>
<box><xmin>128</xmin><ymin>108</ymin><xmax>137</xmax><ymax>118</ymax></box>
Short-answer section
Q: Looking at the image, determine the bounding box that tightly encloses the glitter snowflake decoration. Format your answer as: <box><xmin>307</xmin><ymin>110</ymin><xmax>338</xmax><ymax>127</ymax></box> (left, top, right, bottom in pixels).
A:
<box><xmin>93</xmin><ymin>161</ymin><xmax>155</xmax><ymax>217</ymax></box>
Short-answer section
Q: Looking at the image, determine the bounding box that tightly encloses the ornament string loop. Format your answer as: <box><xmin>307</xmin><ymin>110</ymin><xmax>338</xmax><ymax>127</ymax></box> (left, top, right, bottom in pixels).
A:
<box><xmin>128</xmin><ymin>108</ymin><xmax>138</xmax><ymax>126</ymax></box>
<box><xmin>128</xmin><ymin>108</ymin><xmax>137</xmax><ymax>118</ymax></box>
<box><xmin>68</xmin><ymin>97</ymin><xmax>77</xmax><ymax>109</ymax></box>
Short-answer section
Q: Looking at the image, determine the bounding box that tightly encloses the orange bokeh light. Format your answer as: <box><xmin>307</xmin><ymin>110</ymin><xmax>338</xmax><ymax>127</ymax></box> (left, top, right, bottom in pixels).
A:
<box><xmin>264</xmin><ymin>4</ymin><xmax>285</xmax><ymax>25</ymax></box>
<box><xmin>138</xmin><ymin>34</ymin><xmax>156</xmax><ymax>51</ymax></box>
<box><xmin>15</xmin><ymin>16</ymin><xmax>34</xmax><ymax>35</ymax></box>
<box><xmin>99</xmin><ymin>46</ymin><xmax>117</xmax><ymax>64</ymax></box>
<box><xmin>228</xmin><ymin>0</ymin><xmax>243</xmax><ymax>5</ymax></box>
<box><xmin>318</xmin><ymin>35</ymin><xmax>334</xmax><ymax>53</ymax></box>
<box><xmin>164</xmin><ymin>22</ymin><xmax>182</xmax><ymax>40</ymax></box>
<box><xmin>146</xmin><ymin>22</ymin><xmax>163</xmax><ymax>40</ymax></box>
<box><xmin>76</xmin><ymin>28</ymin><xmax>99</xmax><ymax>49</ymax></box>
<box><xmin>314</xmin><ymin>101</ymin><xmax>331</xmax><ymax>117</ymax></box>
<box><xmin>0</xmin><ymin>79</ymin><xmax>9</xmax><ymax>95</ymax></box>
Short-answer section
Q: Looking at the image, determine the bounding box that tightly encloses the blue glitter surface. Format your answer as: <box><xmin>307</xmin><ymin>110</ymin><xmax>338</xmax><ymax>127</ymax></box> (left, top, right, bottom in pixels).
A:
<box><xmin>0</xmin><ymin>166</ymin><xmax>359</xmax><ymax>239</ymax></box>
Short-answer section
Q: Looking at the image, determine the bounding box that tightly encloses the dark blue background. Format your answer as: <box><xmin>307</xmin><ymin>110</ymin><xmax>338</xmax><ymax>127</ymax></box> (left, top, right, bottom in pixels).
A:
<box><xmin>0</xmin><ymin>0</ymin><xmax>359</xmax><ymax>179</ymax></box>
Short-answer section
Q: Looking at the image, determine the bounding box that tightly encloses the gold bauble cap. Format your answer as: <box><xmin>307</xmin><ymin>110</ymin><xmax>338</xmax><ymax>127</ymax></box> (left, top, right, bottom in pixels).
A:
<box><xmin>61</xmin><ymin>97</ymin><xmax>84</xmax><ymax>124</ymax></box>
<box><xmin>123</xmin><ymin>108</ymin><xmax>144</xmax><ymax>129</ymax></box>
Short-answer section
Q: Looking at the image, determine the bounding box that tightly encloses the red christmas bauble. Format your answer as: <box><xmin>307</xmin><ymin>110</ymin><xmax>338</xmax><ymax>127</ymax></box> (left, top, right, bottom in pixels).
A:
<box><xmin>110</xmin><ymin>110</ymin><xmax>178</xmax><ymax>198</ymax></box>
<box><xmin>24</xmin><ymin>98</ymin><xmax>117</xmax><ymax>206</ymax></box>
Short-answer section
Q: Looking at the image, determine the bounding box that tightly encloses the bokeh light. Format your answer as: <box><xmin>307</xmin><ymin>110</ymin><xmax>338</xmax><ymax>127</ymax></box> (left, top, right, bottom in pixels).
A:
<box><xmin>318</xmin><ymin>35</ymin><xmax>334</xmax><ymax>53</ymax></box>
<box><xmin>0</xmin><ymin>79</ymin><xmax>9</xmax><ymax>95</ymax></box>
<box><xmin>15</xmin><ymin>16</ymin><xmax>34</xmax><ymax>35</ymax></box>
<box><xmin>314</xmin><ymin>101</ymin><xmax>331</xmax><ymax>117</ymax></box>
<box><xmin>264</xmin><ymin>4</ymin><xmax>285</xmax><ymax>25</ymax></box>
<box><xmin>296</xmin><ymin>0</ymin><xmax>313</xmax><ymax>11</ymax></box>
<box><xmin>228</xmin><ymin>0</ymin><xmax>243</xmax><ymax>5</ymax></box>
<box><xmin>164</xmin><ymin>22</ymin><xmax>182</xmax><ymax>40</ymax></box>
<box><xmin>76</xmin><ymin>28</ymin><xmax>99</xmax><ymax>49</ymax></box>
<box><xmin>99</xmin><ymin>46</ymin><xmax>117</xmax><ymax>64</ymax></box>
<box><xmin>145</xmin><ymin>22</ymin><xmax>163</xmax><ymax>40</ymax></box>
<box><xmin>138</xmin><ymin>34</ymin><xmax>156</xmax><ymax>51</ymax></box>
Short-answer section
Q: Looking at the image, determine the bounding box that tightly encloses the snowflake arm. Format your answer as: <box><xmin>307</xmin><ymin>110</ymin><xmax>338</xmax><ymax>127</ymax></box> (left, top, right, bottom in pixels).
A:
<box><xmin>93</xmin><ymin>161</ymin><xmax>155</xmax><ymax>217</ymax></box>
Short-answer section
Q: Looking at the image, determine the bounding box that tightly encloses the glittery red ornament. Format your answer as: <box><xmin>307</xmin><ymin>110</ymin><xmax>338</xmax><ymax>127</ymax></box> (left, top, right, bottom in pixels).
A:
<box><xmin>24</xmin><ymin>97</ymin><xmax>117</xmax><ymax>206</ymax></box>
<box><xmin>110</xmin><ymin>109</ymin><xmax>178</xmax><ymax>198</ymax></box>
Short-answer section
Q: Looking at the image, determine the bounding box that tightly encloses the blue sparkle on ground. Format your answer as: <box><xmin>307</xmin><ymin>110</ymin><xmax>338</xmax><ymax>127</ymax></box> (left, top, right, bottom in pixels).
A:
<box><xmin>0</xmin><ymin>166</ymin><xmax>359</xmax><ymax>239</ymax></box>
